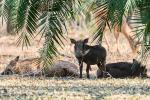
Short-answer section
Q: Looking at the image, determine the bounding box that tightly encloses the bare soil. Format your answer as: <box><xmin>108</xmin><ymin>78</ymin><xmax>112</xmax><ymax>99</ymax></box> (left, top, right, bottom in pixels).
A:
<box><xmin>0</xmin><ymin>23</ymin><xmax>150</xmax><ymax>99</ymax></box>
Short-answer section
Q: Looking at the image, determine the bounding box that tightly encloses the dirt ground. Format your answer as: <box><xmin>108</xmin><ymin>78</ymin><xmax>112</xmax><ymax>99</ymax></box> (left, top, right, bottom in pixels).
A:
<box><xmin>0</xmin><ymin>22</ymin><xmax>150</xmax><ymax>99</ymax></box>
<box><xmin>0</xmin><ymin>76</ymin><xmax>150</xmax><ymax>100</ymax></box>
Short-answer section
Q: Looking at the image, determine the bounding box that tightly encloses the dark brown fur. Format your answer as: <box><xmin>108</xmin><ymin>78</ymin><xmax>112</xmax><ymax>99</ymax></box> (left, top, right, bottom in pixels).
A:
<box><xmin>71</xmin><ymin>38</ymin><xmax>106</xmax><ymax>78</ymax></box>
<box><xmin>97</xmin><ymin>59</ymin><xmax>147</xmax><ymax>78</ymax></box>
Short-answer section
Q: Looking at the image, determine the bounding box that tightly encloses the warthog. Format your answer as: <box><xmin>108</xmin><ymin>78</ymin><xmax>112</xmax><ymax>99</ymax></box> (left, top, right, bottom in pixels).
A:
<box><xmin>70</xmin><ymin>38</ymin><xmax>107</xmax><ymax>78</ymax></box>
<box><xmin>44</xmin><ymin>60</ymin><xmax>79</xmax><ymax>77</ymax></box>
<box><xmin>97</xmin><ymin>59</ymin><xmax>147</xmax><ymax>78</ymax></box>
<box><xmin>1</xmin><ymin>56</ymin><xmax>42</xmax><ymax>76</ymax></box>
<box><xmin>1</xmin><ymin>56</ymin><xmax>79</xmax><ymax>77</ymax></box>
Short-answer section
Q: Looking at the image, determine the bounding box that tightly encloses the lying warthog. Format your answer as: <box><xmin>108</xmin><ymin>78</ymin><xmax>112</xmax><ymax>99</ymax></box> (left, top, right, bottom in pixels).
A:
<box><xmin>1</xmin><ymin>56</ymin><xmax>79</xmax><ymax>77</ymax></box>
<box><xmin>70</xmin><ymin>38</ymin><xmax>106</xmax><ymax>78</ymax></box>
<box><xmin>97</xmin><ymin>59</ymin><xmax>148</xmax><ymax>78</ymax></box>
<box><xmin>1</xmin><ymin>56</ymin><xmax>43</xmax><ymax>76</ymax></box>
<box><xmin>44</xmin><ymin>60</ymin><xmax>79</xmax><ymax>77</ymax></box>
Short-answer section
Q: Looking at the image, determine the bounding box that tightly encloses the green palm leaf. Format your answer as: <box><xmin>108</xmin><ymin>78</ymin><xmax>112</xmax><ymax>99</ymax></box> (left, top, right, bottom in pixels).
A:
<box><xmin>38</xmin><ymin>0</ymin><xmax>75</xmax><ymax>65</ymax></box>
<box><xmin>0</xmin><ymin>0</ymin><xmax>76</xmax><ymax>65</ymax></box>
<box><xmin>91</xmin><ymin>0</ymin><xmax>150</xmax><ymax>60</ymax></box>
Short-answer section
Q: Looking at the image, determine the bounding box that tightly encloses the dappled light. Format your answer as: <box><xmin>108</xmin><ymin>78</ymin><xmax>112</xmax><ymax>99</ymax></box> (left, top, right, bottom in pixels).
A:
<box><xmin>0</xmin><ymin>0</ymin><xmax>149</xmax><ymax>99</ymax></box>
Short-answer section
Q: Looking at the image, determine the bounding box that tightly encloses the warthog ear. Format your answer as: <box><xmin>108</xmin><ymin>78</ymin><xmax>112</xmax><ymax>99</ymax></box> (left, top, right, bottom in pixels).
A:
<box><xmin>70</xmin><ymin>39</ymin><xmax>76</xmax><ymax>44</ymax></box>
<box><xmin>83</xmin><ymin>38</ymin><xmax>89</xmax><ymax>44</ymax></box>
<box><xmin>14</xmin><ymin>56</ymin><xmax>19</xmax><ymax>62</ymax></box>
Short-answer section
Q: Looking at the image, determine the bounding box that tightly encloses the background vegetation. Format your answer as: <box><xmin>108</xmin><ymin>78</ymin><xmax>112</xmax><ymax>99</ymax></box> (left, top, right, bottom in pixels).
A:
<box><xmin>0</xmin><ymin>0</ymin><xmax>150</xmax><ymax>99</ymax></box>
<box><xmin>0</xmin><ymin>0</ymin><xmax>149</xmax><ymax>64</ymax></box>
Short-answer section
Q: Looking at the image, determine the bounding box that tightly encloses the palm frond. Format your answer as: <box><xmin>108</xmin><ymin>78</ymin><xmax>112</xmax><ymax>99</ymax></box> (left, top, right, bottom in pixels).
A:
<box><xmin>0</xmin><ymin>0</ymin><xmax>76</xmax><ymax>65</ymax></box>
<box><xmin>38</xmin><ymin>0</ymin><xmax>75</xmax><ymax>65</ymax></box>
<box><xmin>15</xmin><ymin>0</ymin><xmax>40</xmax><ymax>47</ymax></box>
<box><xmin>0</xmin><ymin>0</ymin><xmax>19</xmax><ymax>33</ymax></box>
<box><xmin>128</xmin><ymin>0</ymin><xmax>150</xmax><ymax>56</ymax></box>
<box><xmin>91</xmin><ymin>0</ymin><xmax>142</xmax><ymax>43</ymax></box>
<box><xmin>91</xmin><ymin>0</ymin><xmax>150</xmax><ymax>61</ymax></box>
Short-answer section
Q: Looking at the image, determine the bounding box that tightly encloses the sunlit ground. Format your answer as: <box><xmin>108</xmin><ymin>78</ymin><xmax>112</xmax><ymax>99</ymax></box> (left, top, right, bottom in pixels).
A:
<box><xmin>0</xmin><ymin>21</ymin><xmax>150</xmax><ymax>99</ymax></box>
<box><xmin>0</xmin><ymin>76</ymin><xmax>150</xmax><ymax>99</ymax></box>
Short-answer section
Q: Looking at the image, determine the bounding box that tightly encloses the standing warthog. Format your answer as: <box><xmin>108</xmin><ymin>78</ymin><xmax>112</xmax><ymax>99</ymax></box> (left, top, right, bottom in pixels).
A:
<box><xmin>97</xmin><ymin>59</ymin><xmax>147</xmax><ymax>78</ymax></box>
<box><xmin>70</xmin><ymin>38</ymin><xmax>107</xmax><ymax>78</ymax></box>
<box><xmin>1</xmin><ymin>56</ymin><xmax>79</xmax><ymax>77</ymax></box>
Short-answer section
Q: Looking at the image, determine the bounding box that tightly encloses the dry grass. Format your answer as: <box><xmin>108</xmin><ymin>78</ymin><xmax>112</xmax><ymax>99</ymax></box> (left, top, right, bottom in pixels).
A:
<box><xmin>0</xmin><ymin>24</ymin><xmax>150</xmax><ymax>99</ymax></box>
<box><xmin>0</xmin><ymin>76</ymin><xmax>150</xmax><ymax>100</ymax></box>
